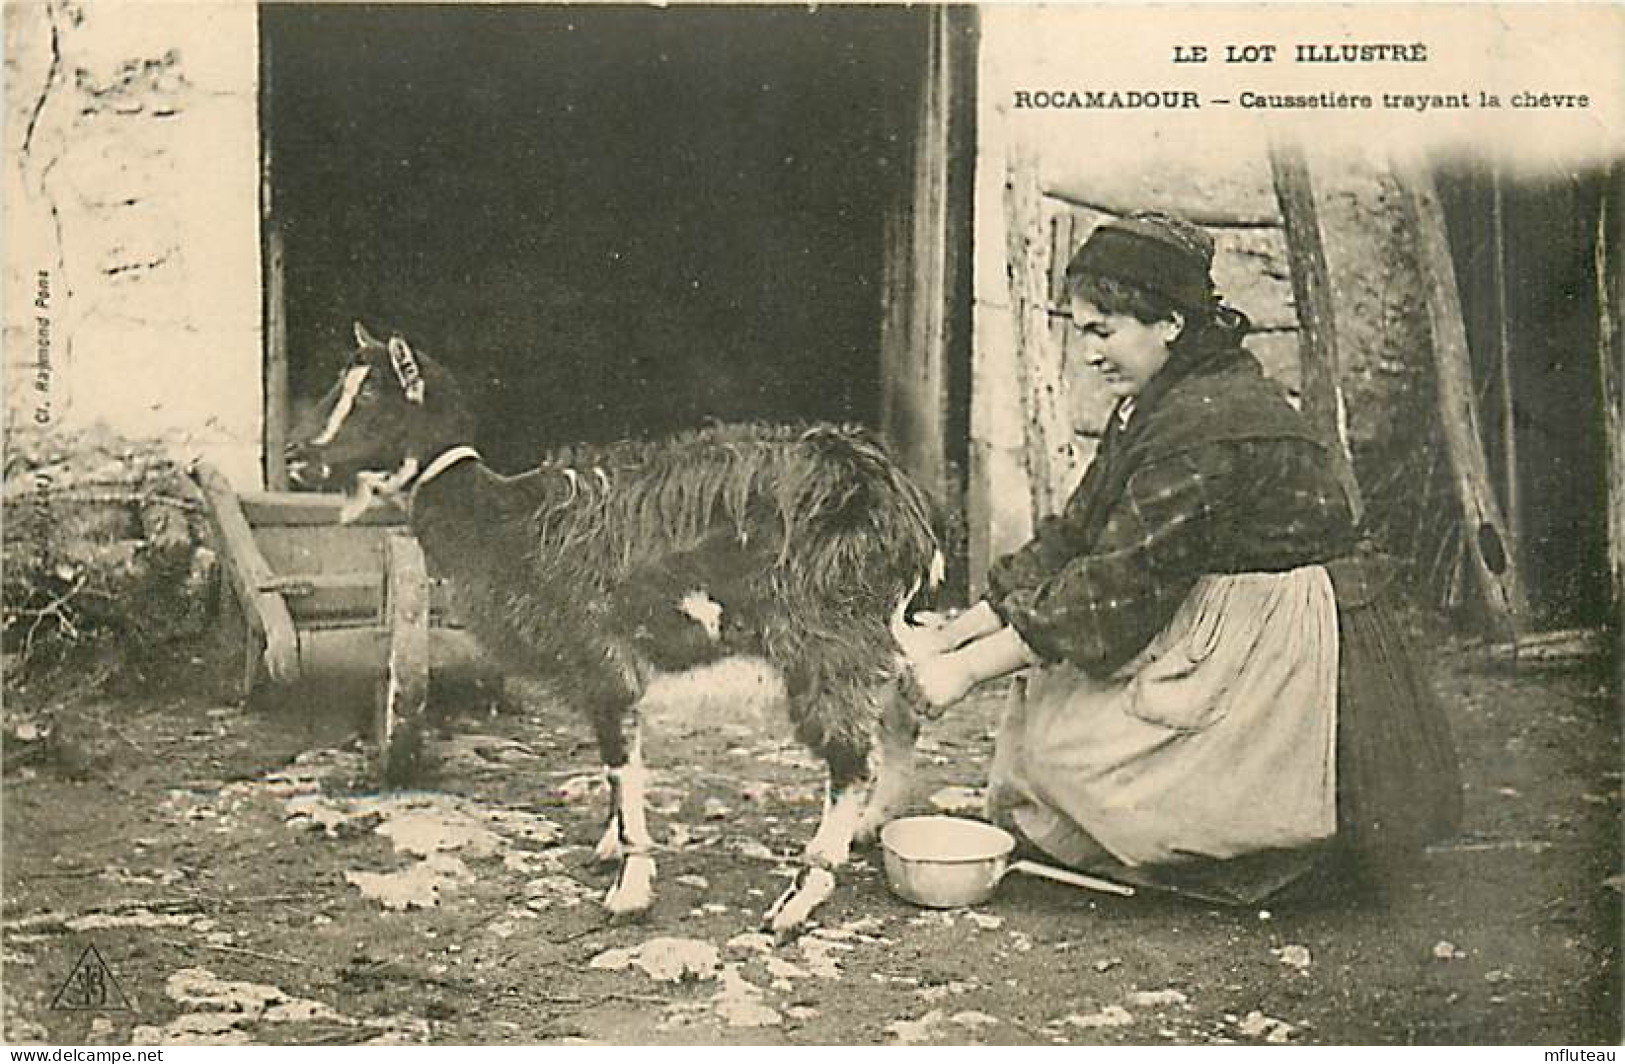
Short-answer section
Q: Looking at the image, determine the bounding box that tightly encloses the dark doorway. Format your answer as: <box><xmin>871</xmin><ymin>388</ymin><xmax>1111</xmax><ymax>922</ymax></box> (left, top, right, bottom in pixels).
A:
<box><xmin>261</xmin><ymin>4</ymin><xmax>930</xmax><ymax>473</ymax></box>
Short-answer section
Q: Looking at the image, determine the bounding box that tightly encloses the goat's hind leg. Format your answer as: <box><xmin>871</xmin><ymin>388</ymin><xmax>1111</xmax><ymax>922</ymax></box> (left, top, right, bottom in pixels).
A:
<box><xmin>765</xmin><ymin>738</ymin><xmax>871</xmax><ymax>937</ymax></box>
<box><xmin>588</xmin><ymin>702</ymin><xmax>657</xmax><ymax>918</ymax></box>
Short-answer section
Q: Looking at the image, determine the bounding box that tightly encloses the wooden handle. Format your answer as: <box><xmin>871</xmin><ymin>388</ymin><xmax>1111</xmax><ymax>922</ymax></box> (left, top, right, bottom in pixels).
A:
<box><xmin>1007</xmin><ymin>859</ymin><xmax>1135</xmax><ymax>897</ymax></box>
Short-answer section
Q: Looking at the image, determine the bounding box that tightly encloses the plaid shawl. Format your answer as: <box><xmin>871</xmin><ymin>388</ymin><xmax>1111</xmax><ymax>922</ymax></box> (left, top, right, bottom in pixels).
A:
<box><xmin>988</xmin><ymin>326</ymin><xmax>1358</xmax><ymax>675</ymax></box>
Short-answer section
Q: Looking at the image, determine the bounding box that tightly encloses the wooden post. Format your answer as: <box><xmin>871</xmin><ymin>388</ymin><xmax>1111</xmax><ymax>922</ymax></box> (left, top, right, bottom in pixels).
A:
<box><xmin>1598</xmin><ymin>166</ymin><xmax>1625</xmax><ymax>618</ymax></box>
<box><xmin>1268</xmin><ymin>141</ymin><xmax>1365</xmax><ymax>525</ymax></box>
<box><xmin>260</xmin><ymin>30</ymin><xmax>289</xmax><ymax>492</ymax></box>
<box><xmin>264</xmin><ymin>224</ymin><xmax>289</xmax><ymax>491</ymax></box>
<box><xmin>1490</xmin><ymin>166</ymin><xmax>1521</xmax><ymax>555</ymax></box>
<box><xmin>878</xmin><ymin>7</ymin><xmax>975</xmax><ymax>512</ymax></box>
<box><xmin>1395</xmin><ymin>158</ymin><xmax>1528</xmax><ymax>637</ymax></box>
<box><xmin>378</xmin><ymin>532</ymin><xmax>430</xmax><ymax>786</ymax></box>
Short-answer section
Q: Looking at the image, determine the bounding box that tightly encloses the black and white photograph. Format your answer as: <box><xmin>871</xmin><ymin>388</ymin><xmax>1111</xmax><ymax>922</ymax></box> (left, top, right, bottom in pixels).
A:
<box><xmin>2</xmin><ymin>0</ymin><xmax>1621</xmax><ymax>1048</ymax></box>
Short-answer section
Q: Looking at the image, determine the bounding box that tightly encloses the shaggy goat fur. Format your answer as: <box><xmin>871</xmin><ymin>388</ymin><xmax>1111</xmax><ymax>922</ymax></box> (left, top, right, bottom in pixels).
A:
<box><xmin>288</xmin><ymin>324</ymin><xmax>939</xmax><ymax>932</ymax></box>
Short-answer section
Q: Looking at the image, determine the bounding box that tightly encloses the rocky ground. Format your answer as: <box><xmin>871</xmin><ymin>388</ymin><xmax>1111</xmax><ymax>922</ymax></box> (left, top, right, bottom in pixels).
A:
<box><xmin>2</xmin><ymin>641</ymin><xmax>1619</xmax><ymax>1046</ymax></box>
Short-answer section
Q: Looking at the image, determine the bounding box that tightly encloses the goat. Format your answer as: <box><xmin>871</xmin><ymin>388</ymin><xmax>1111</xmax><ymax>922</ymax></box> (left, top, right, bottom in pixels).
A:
<box><xmin>287</xmin><ymin>323</ymin><xmax>941</xmax><ymax>934</ymax></box>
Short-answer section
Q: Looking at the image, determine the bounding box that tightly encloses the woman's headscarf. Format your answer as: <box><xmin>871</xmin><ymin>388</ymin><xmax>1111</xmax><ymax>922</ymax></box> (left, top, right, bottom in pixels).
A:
<box><xmin>1064</xmin><ymin>211</ymin><xmax>1219</xmax><ymax>322</ymax></box>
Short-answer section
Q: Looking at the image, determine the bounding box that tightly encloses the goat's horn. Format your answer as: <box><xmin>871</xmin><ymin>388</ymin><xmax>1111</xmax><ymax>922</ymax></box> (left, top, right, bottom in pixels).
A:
<box><xmin>354</xmin><ymin>321</ymin><xmax>380</xmax><ymax>348</ymax></box>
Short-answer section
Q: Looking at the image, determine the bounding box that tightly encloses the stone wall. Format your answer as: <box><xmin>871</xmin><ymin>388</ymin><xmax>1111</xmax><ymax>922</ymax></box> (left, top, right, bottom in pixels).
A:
<box><xmin>4</xmin><ymin>0</ymin><xmax>263</xmax><ymax>488</ymax></box>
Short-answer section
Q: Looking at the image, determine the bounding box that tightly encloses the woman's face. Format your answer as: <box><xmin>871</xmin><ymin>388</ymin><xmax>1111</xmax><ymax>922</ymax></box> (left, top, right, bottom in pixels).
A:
<box><xmin>1067</xmin><ymin>295</ymin><xmax>1177</xmax><ymax>399</ymax></box>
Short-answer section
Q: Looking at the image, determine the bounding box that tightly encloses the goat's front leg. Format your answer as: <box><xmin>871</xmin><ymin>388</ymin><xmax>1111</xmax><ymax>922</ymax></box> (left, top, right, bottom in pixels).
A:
<box><xmin>765</xmin><ymin>743</ymin><xmax>870</xmax><ymax>937</ymax></box>
<box><xmin>589</xmin><ymin>707</ymin><xmax>657</xmax><ymax>917</ymax></box>
<box><xmin>855</xmin><ymin>682</ymin><xmax>919</xmax><ymax>844</ymax></box>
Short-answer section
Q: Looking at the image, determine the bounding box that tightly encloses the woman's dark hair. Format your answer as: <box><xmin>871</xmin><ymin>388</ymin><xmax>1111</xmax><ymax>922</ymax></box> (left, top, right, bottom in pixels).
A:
<box><xmin>1068</xmin><ymin>272</ymin><xmax>1190</xmax><ymax>326</ymax></box>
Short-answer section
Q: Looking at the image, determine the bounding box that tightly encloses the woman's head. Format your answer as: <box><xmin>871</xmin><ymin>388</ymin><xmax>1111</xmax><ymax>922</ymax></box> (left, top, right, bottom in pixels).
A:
<box><xmin>1064</xmin><ymin>211</ymin><xmax>1219</xmax><ymax>398</ymax></box>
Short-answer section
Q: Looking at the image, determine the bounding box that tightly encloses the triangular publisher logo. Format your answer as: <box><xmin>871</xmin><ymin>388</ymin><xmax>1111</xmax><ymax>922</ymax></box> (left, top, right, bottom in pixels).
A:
<box><xmin>49</xmin><ymin>944</ymin><xmax>132</xmax><ymax>1011</ymax></box>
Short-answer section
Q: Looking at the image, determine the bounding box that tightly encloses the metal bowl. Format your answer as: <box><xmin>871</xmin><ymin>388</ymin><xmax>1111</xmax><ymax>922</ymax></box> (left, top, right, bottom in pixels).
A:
<box><xmin>879</xmin><ymin>815</ymin><xmax>1015</xmax><ymax>908</ymax></box>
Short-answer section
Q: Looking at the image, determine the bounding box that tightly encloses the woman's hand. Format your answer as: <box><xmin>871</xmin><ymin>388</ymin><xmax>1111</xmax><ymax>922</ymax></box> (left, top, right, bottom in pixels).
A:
<box><xmin>894</xmin><ymin>613</ymin><xmax>955</xmax><ymax>659</ymax></box>
<box><xmin>900</xmin><ymin>624</ymin><xmax>1043</xmax><ymax>718</ymax></box>
<box><xmin>905</xmin><ymin>651</ymin><xmax>977</xmax><ymax>716</ymax></box>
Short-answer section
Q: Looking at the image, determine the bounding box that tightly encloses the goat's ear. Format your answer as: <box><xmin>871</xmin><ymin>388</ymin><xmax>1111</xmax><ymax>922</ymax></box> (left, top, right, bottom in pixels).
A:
<box><xmin>387</xmin><ymin>336</ymin><xmax>427</xmax><ymax>404</ymax></box>
<box><xmin>354</xmin><ymin>321</ymin><xmax>381</xmax><ymax>349</ymax></box>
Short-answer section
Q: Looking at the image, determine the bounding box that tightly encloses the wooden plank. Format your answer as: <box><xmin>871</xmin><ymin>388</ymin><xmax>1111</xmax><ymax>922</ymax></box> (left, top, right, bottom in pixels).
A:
<box><xmin>378</xmin><ymin>533</ymin><xmax>431</xmax><ymax>785</ymax></box>
<box><xmin>239</xmin><ymin>491</ymin><xmax>407</xmax><ymax>528</ymax></box>
<box><xmin>1268</xmin><ymin>142</ymin><xmax>1364</xmax><ymax>524</ymax></box>
<box><xmin>255</xmin><ymin>525</ymin><xmax>386</xmax><ymax>579</ymax></box>
<box><xmin>1395</xmin><ymin>159</ymin><xmax>1528</xmax><ymax>637</ymax></box>
<box><xmin>192</xmin><ymin>463</ymin><xmax>301</xmax><ymax>688</ymax></box>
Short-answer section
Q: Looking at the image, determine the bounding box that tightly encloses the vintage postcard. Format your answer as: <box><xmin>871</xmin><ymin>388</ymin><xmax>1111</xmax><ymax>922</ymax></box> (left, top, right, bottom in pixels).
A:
<box><xmin>3</xmin><ymin>1</ymin><xmax>1621</xmax><ymax>1049</ymax></box>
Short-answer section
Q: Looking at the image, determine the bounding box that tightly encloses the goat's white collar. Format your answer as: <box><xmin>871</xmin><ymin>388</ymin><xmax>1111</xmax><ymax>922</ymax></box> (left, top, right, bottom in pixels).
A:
<box><xmin>411</xmin><ymin>446</ymin><xmax>482</xmax><ymax>500</ymax></box>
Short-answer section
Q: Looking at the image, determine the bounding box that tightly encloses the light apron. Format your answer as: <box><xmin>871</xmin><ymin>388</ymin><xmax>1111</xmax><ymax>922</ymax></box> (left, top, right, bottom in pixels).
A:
<box><xmin>986</xmin><ymin>566</ymin><xmax>1339</xmax><ymax>899</ymax></box>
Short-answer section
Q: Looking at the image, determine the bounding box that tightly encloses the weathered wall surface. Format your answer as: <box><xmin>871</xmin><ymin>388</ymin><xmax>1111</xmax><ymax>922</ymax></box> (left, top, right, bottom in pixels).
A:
<box><xmin>5</xmin><ymin>0</ymin><xmax>263</xmax><ymax>487</ymax></box>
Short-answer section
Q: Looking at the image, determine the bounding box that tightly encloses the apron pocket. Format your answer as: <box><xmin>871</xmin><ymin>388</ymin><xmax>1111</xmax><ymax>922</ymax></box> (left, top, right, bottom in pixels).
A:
<box><xmin>1122</xmin><ymin>575</ymin><xmax>1275</xmax><ymax>732</ymax></box>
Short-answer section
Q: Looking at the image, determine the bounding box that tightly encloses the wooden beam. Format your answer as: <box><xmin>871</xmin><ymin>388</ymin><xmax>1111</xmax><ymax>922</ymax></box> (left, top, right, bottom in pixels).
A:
<box><xmin>1490</xmin><ymin>166</ymin><xmax>1522</xmax><ymax>556</ymax></box>
<box><xmin>1267</xmin><ymin>142</ymin><xmax>1364</xmax><ymax>525</ymax></box>
<box><xmin>260</xmin><ymin>29</ymin><xmax>288</xmax><ymax>493</ymax></box>
<box><xmin>1041</xmin><ymin>187</ymin><xmax>1283</xmax><ymax>229</ymax></box>
<box><xmin>1395</xmin><ymin>159</ymin><xmax>1529</xmax><ymax>637</ymax></box>
<box><xmin>1598</xmin><ymin>165</ymin><xmax>1625</xmax><ymax>616</ymax></box>
<box><xmin>192</xmin><ymin>463</ymin><xmax>301</xmax><ymax>690</ymax></box>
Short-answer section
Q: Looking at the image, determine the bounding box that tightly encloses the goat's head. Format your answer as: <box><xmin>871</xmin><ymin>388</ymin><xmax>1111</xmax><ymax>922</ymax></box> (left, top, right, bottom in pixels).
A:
<box><xmin>286</xmin><ymin>322</ymin><xmax>473</xmax><ymax>520</ymax></box>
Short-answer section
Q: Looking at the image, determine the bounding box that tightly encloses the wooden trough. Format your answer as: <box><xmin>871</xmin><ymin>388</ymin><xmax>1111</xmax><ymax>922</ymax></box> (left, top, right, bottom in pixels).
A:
<box><xmin>192</xmin><ymin>463</ymin><xmax>494</xmax><ymax>783</ymax></box>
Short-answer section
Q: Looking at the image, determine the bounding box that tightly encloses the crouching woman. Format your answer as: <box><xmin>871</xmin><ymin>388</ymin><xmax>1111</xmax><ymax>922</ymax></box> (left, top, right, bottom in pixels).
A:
<box><xmin>901</xmin><ymin>211</ymin><xmax>1460</xmax><ymax>903</ymax></box>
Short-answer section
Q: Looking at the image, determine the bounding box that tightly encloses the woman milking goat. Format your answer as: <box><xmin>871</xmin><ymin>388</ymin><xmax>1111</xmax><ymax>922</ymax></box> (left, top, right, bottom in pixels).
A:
<box><xmin>895</xmin><ymin>211</ymin><xmax>1461</xmax><ymax>903</ymax></box>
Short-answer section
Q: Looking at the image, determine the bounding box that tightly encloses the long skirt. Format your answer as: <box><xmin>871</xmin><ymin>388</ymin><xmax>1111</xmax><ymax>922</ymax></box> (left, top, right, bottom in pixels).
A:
<box><xmin>986</xmin><ymin>566</ymin><xmax>1341</xmax><ymax>903</ymax></box>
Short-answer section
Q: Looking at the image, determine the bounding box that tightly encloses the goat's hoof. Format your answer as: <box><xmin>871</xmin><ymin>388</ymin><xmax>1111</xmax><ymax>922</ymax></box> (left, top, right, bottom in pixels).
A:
<box><xmin>603</xmin><ymin>853</ymin><xmax>656</xmax><ymax>917</ymax></box>
<box><xmin>763</xmin><ymin>866</ymin><xmax>837</xmax><ymax>940</ymax></box>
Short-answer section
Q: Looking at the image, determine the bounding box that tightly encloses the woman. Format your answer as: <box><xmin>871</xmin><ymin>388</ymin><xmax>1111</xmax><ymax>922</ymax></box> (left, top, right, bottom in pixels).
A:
<box><xmin>901</xmin><ymin>211</ymin><xmax>1460</xmax><ymax>903</ymax></box>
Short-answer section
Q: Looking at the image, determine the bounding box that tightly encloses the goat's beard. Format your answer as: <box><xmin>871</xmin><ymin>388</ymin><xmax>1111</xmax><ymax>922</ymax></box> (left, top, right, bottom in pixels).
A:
<box><xmin>337</xmin><ymin>456</ymin><xmax>420</xmax><ymax>524</ymax></box>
